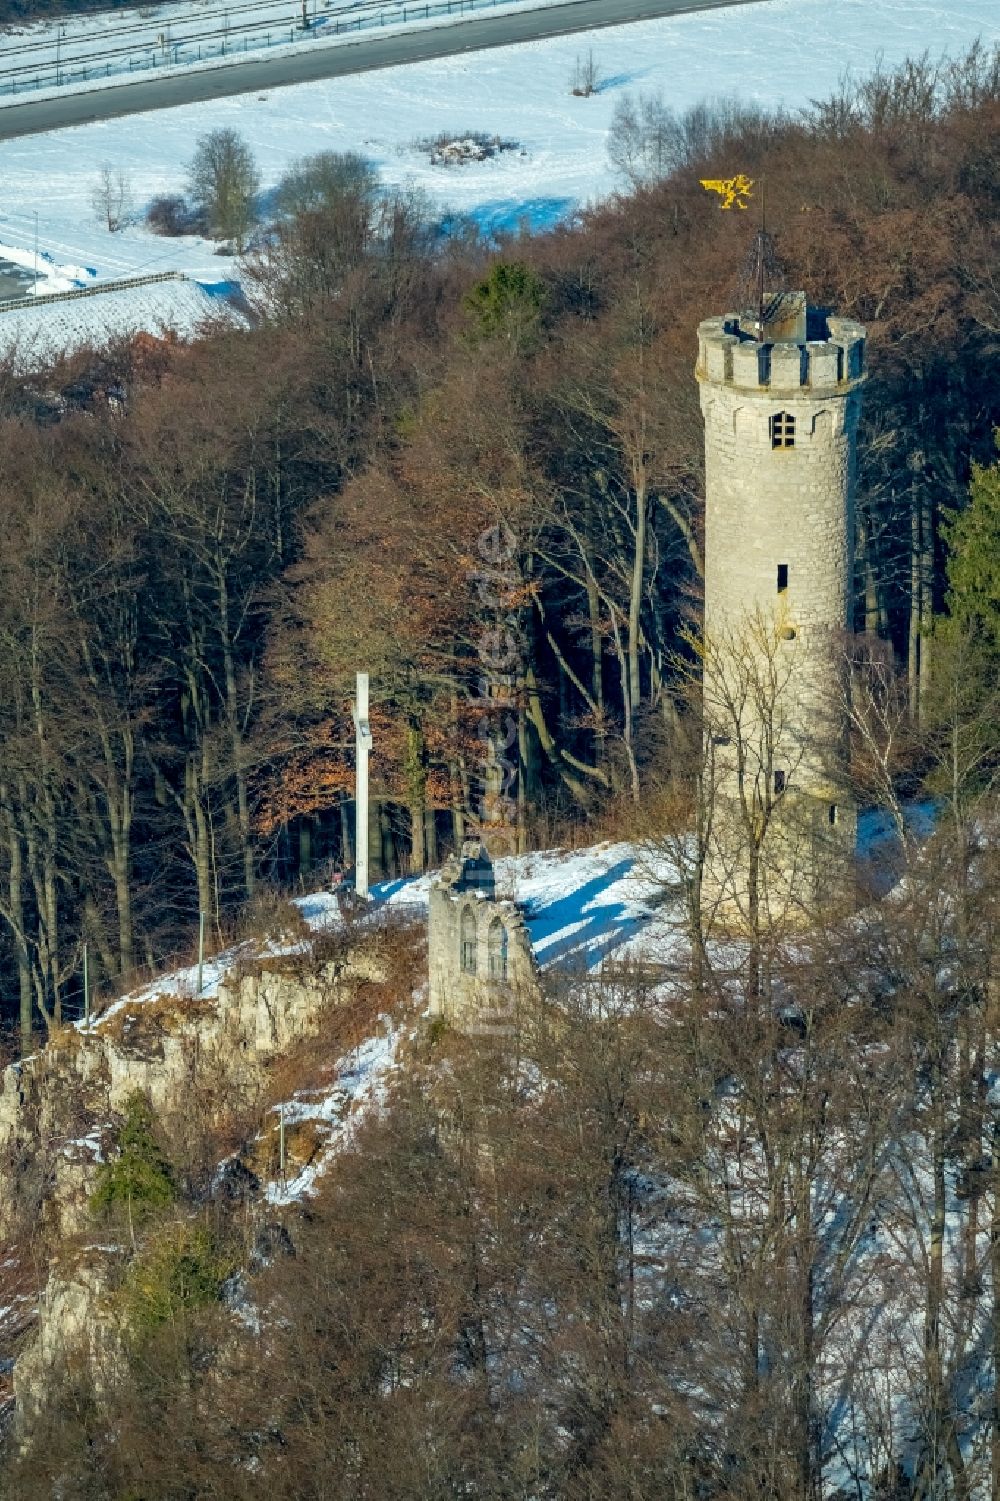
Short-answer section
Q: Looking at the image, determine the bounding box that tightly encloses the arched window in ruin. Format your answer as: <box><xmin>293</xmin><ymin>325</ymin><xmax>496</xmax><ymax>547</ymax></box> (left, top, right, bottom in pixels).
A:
<box><xmin>460</xmin><ymin>907</ymin><xmax>478</xmax><ymax>975</ymax></box>
<box><xmin>487</xmin><ymin>917</ymin><xmax>509</xmax><ymax>983</ymax></box>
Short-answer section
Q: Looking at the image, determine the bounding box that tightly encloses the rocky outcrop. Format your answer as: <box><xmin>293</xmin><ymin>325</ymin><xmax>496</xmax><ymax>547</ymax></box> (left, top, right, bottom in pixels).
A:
<box><xmin>13</xmin><ymin>1251</ymin><xmax>128</xmax><ymax>1439</ymax></box>
<box><xmin>0</xmin><ymin>938</ymin><xmax>388</xmax><ymax>1245</ymax></box>
<box><xmin>3</xmin><ymin>930</ymin><xmax>397</xmax><ymax>1441</ymax></box>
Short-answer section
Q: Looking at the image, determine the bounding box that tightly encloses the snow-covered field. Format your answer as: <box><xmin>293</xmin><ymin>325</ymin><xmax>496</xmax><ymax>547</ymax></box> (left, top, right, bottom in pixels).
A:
<box><xmin>0</xmin><ymin>0</ymin><xmax>994</xmax><ymax>313</ymax></box>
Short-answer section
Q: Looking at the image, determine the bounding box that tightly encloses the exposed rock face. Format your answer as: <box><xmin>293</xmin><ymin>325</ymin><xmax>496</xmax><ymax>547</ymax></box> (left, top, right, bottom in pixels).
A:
<box><xmin>4</xmin><ymin>934</ymin><xmax>393</xmax><ymax>1438</ymax></box>
<box><xmin>14</xmin><ymin>1252</ymin><xmax>128</xmax><ymax>1439</ymax></box>
<box><xmin>0</xmin><ymin>944</ymin><xmax>386</xmax><ymax>1245</ymax></box>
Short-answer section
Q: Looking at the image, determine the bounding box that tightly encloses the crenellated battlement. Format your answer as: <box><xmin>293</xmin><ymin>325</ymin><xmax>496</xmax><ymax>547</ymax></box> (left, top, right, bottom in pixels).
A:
<box><xmin>696</xmin><ymin>301</ymin><xmax>866</xmax><ymax>394</ymax></box>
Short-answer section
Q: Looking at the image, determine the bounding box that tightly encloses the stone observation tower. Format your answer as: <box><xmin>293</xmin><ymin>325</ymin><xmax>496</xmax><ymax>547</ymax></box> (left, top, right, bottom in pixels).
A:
<box><xmin>696</xmin><ymin>288</ymin><xmax>866</xmax><ymax>926</ymax></box>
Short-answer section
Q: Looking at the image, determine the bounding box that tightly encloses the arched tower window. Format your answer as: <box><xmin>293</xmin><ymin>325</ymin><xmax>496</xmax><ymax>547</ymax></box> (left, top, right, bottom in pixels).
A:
<box><xmin>487</xmin><ymin>918</ymin><xmax>509</xmax><ymax>982</ymax></box>
<box><xmin>460</xmin><ymin>907</ymin><xmax>478</xmax><ymax>975</ymax></box>
<box><xmin>770</xmin><ymin>411</ymin><xmax>796</xmax><ymax>449</ymax></box>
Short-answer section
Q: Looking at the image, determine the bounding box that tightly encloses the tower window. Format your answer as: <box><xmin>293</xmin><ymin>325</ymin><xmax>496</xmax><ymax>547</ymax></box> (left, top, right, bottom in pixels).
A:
<box><xmin>829</xmin><ymin>803</ymin><xmax>838</xmax><ymax>827</ymax></box>
<box><xmin>774</xmin><ymin>769</ymin><xmax>787</xmax><ymax>795</ymax></box>
<box><xmin>771</xmin><ymin>412</ymin><xmax>796</xmax><ymax>449</ymax></box>
<box><xmin>777</xmin><ymin>563</ymin><xmax>788</xmax><ymax>593</ymax></box>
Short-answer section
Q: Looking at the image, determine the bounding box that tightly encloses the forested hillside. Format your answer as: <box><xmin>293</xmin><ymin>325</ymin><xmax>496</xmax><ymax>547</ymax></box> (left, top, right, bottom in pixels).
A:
<box><xmin>0</xmin><ymin>48</ymin><xmax>997</xmax><ymax>1053</ymax></box>
<box><xmin>0</xmin><ymin>45</ymin><xmax>999</xmax><ymax>1501</ymax></box>
<box><xmin>7</xmin><ymin>824</ymin><xmax>1000</xmax><ymax>1500</ymax></box>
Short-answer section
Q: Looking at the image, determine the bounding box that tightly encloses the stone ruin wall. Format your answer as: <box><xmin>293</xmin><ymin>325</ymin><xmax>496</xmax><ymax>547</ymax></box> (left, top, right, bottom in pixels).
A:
<box><xmin>427</xmin><ymin>843</ymin><xmax>539</xmax><ymax>1032</ymax></box>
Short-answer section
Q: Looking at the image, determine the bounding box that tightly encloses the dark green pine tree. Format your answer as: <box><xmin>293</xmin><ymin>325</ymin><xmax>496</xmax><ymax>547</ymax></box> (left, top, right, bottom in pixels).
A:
<box><xmin>91</xmin><ymin>1090</ymin><xmax>175</xmax><ymax>1246</ymax></box>
<box><xmin>925</xmin><ymin>436</ymin><xmax>1000</xmax><ymax>813</ymax></box>
<box><xmin>942</xmin><ymin>436</ymin><xmax>1000</xmax><ymax>647</ymax></box>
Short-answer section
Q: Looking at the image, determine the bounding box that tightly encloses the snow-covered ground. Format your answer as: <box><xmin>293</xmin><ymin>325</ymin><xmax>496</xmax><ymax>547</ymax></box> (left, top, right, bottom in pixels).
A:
<box><xmin>0</xmin><ymin>0</ymin><xmax>994</xmax><ymax>316</ymax></box>
<box><xmin>57</xmin><ymin>841</ymin><xmax>677</xmax><ymax>1210</ymax></box>
<box><xmin>302</xmin><ymin>840</ymin><xmax>685</xmax><ymax>968</ymax></box>
<box><xmin>254</xmin><ymin>841</ymin><xmax>681</xmax><ymax>1208</ymax></box>
<box><xmin>79</xmin><ymin>839</ymin><xmax>684</xmax><ymax>1038</ymax></box>
<box><xmin>77</xmin><ymin>804</ymin><xmax>943</xmax><ymax>1040</ymax></box>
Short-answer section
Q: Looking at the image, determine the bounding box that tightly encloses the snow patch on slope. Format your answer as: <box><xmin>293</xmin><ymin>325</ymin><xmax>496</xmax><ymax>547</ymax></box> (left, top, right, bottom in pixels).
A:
<box><xmin>79</xmin><ymin>840</ymin><xmax>681</xmax><ymax>1035</ymax></box>
<box><xmin>264</xmin><ymin>1018</ymin><xmax>403</xmax><ymax>1206</ymax></box>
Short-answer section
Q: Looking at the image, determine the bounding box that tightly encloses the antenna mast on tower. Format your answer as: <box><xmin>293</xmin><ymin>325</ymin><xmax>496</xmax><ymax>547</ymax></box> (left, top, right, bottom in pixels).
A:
<box><xmin>731</xmin><ymin>180</ymin><xmax>787</xmax><ymax>340</ymax></box>
<box><xmin>756</xmin><ymin>179</ymin><xmax>766</xmax><ymax>338</ymax></box>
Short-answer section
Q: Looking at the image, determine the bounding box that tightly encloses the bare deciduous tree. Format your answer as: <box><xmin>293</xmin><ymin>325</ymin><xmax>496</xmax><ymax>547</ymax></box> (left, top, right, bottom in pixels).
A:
<box><xmin>607</xmin><ymin>92</ymin><xmax>781</xmax><ymax>188</ymax></box>
<box><xmin>569</xmin><ymin>49</ymin><xmax>602</xmax><ymax>97</ymax></box>
<box><xmin>90</xmin><ymin>164</ymin><xmax>135</xmax><ymax>232</ymax></box>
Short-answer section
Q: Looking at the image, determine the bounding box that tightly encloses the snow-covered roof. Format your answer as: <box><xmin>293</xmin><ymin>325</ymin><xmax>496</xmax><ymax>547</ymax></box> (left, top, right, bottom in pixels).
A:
<box><xmin>0</xmin><ymin>273</ymin><xmax>241</xmax><ymax>367</ymax></box>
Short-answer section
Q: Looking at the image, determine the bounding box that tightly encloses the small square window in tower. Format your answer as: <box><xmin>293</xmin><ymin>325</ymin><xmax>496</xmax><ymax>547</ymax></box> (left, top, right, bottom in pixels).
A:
<box><xmin>770</xmin><ymin>411</ymin><xmax>795</xmax><ymax>449</ymax></box>
<box><xmin>773</xmin><ymin>769</ymin><xmax>787</xmax><ymax>795</ymax></box>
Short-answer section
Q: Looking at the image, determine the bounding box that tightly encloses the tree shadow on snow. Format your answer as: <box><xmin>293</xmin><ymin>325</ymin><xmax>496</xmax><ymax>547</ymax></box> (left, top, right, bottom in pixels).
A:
<box><xmin>466</xmin><ymin>197</ymin><xmax>576</xmax><ymax>242</ymax></box>
<box><xmin>523</xmin><ymin>858</ymin><xmax>652</xmax><ymax>971</ymax></box>
<box><xmin>594</xmin><ymin>70</ymin><xmax>648</xmax><ymax>94</ymax></box>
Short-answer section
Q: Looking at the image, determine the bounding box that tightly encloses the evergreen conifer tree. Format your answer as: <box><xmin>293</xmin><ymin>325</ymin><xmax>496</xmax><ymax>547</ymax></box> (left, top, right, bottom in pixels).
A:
<box><xmin>91</xmin><ymin>1091</ymin><xmax>175</xmax><ymax>1246</ymax></box>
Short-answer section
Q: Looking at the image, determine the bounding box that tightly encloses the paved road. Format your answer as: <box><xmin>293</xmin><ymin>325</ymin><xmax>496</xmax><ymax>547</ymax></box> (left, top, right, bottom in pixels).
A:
<box><xmin>0</xmin><ymin>0</ymin><xmax>762</xmax><ymax>139</ymax></box>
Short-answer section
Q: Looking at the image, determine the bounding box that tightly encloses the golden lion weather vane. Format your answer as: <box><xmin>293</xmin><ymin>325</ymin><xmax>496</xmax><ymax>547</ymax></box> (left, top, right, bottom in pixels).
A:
<box><xmin>700</xmin><ymin>174</ymin><xmax>755</xmax><ymax>210</ymax></box>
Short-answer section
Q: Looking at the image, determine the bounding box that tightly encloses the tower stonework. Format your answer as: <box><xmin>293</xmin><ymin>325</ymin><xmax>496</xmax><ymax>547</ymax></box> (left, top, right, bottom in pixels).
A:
<box><xmin>696</xmin><ymin>295</ymin><xmax>865</xmax><ymax>927</ymax></box>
